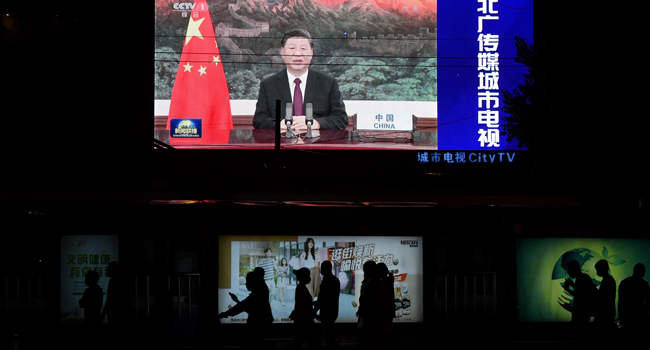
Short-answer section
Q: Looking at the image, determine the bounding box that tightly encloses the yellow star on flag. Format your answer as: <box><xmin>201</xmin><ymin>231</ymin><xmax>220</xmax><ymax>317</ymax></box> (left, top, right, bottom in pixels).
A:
<box><xmin>198</xmin><ymin>66</ymin><xmax>207</xmax><ymax>76</ymax></box>
<box><xmin>212</xmin><ymin>56</ymin><xmax>221</xmax><ymax>66</ymax></box>
<box><xmin>183</xmin><ymin>62</ymin><xmax>193</xmax><ymax>72</ymax></box>
<box><xmin>185</xmin><ymin>17</ymin><xmax>205</xmax><ymax>45</ymax></box>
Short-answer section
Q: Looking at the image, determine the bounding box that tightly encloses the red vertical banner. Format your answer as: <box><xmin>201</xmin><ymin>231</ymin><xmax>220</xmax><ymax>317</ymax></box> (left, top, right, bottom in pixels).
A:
<box><xmin>167</xmin><ymin>0</ymin><xmax>232</xmax><ymax>145</ymax></box>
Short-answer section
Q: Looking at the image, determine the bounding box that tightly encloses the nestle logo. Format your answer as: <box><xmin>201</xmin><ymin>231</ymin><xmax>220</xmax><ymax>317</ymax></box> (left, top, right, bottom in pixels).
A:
<box><xmin>401</xmin><ymin>240</ymin><xmax>419</xmax><ymax>247</ymax></box>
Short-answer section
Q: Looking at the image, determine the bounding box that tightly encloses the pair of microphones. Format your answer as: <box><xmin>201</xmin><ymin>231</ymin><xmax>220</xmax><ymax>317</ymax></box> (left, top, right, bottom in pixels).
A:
<box><xmin>284</xmin><ymin>102</ymin><xmax>317</xmax><ymax>139</ymax></box>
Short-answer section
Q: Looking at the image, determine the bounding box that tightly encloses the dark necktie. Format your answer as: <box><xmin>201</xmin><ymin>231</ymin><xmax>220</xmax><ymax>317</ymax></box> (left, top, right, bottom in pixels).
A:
<box><xmin>293</xmin><ymin>78</ymin><xmax>303</xmax><ymax>116</ymax></box>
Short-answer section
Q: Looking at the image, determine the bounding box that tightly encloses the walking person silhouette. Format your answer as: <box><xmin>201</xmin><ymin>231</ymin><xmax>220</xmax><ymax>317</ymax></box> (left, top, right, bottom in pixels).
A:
<box><xmin>313</xmin><ymin>260</ymin><xmax>340</xmax><ymax>349</ymax></box>
<box><xmin>79</xmin><ymin>270</ymin><xmax>103</xmax><ymax>349</ymax></box>
<box><xmin>219</xmin><ymin>271</ymin><xmax>274</xmax><ymax>349</ymax></box>
<box><xmin>357</xmin><ymin>260</ymin><xmax>379</xmax><ymax>350</ymax></box>
<box><xmin>618</xmin><ymin>263</ymin><xmax>650</xmax><ymax>345</ymax></box>
<box><xmin>593</xmin><ymin>260</ymin><xmax>616</xmax><ymax>342</ymax></box>
<box><xmin>371</xmin><ymin>262</ymin><xmax>398</xmax><ymax>350</ymax></box>
<box><xmin>288</xmin><ymin>268</ymin><xmax>319</xmax><ymax>350</ymax></box>
<box><xmin>102</xmin><ymin>262</ymin><xmax>132</xmax><ymax>348</ymax></box>
<box><xmin>563</xmin><ymin>260</ymin><xmax>596</xmax><ymax>341</ymax></box>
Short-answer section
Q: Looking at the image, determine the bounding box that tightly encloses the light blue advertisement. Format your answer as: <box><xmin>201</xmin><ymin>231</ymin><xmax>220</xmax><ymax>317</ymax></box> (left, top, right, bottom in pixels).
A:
<box><xmin>60</xmin><ymin>235</ymin><xmax>118</xmax><ymax>325</ymax></box>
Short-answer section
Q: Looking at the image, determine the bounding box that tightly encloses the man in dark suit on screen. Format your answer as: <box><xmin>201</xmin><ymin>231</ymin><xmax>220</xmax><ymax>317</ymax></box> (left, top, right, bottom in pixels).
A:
<box><xmin>253</xmin><ymin>29</ymin><xmax>348</xmax><ymax>132</ymax></box>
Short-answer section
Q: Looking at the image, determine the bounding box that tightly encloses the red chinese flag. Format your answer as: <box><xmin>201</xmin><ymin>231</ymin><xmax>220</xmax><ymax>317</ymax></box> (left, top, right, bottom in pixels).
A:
<box><xmin>167</xmin><ymin>0</ymin><xmax>232</xmax><ymax>145</ymax></box>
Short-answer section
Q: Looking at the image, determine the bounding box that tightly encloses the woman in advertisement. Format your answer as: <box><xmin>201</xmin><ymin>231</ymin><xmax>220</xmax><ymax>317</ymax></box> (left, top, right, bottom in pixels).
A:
<box><xmin>290</xmin><ymin>238</ymin><xmax>321</xmax><ymax>299</ymax></box>
<box><xmin>277</xmin><ymin>258</ymin><xmax>290</xmax><ymax>306</ymax></box>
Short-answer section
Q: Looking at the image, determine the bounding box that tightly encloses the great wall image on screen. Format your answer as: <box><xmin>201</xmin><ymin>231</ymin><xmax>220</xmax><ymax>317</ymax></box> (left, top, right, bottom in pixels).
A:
<box><xmin>155</xmin><ymin>0</ymin><xmax>437</xmax><ymax>101</ymax></box>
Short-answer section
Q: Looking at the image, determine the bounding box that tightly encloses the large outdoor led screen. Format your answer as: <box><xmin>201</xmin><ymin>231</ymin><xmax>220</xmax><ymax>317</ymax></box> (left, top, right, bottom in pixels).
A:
<box><xmin>516</xmin><ymin>237</ymin><xmax>650</xmax><ymax>322</ymax></box>
<box><xmin>155</xmin><ymin>0</ymin><xmax>533</xmax><ymax>150</ymax></box>
<box><xmin>218</xmin><ymin>236</ymin><xmax>424</xmax><ymax>323</ymax></box>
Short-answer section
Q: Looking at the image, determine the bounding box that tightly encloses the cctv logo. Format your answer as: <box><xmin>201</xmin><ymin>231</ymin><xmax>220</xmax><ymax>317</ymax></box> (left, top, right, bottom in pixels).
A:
<box><xmin>172</xmin><ymin>3</ymin><xmax>195</xmax><ymax>11</ymax></box>
<box><xmin>172</xmin><ymin>2</ymin><xmax>208</xmax><ymax>12</ymax></box>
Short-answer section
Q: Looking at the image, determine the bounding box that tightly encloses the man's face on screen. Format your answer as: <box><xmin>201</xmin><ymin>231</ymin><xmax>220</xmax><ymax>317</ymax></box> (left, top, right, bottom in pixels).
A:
<box><xmin>281</xmin><ymin>37</ymin><xmax>313</xmax><ymax>76</ymax></box>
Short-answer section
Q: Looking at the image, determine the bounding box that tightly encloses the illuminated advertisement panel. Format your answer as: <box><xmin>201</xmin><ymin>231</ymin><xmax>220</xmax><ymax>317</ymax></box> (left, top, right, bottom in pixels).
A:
<box><xmin>516</xmin><ymin>238</ymin><xmax>650</xmax><ymax>322</ymax></box>
<box><xmin>154</xmin><ymin>1</ymin><xmax>532</xmax><ymax>150</ymax></box>
<box><xmin>60</xmin><ymin>235</ymin><xmax>118</xmax><ymax>325</ymax></box>
<box><xmin>218</xmin><ymin>236</ymin><xmax>424</xmax><ymax>323</ymax></box>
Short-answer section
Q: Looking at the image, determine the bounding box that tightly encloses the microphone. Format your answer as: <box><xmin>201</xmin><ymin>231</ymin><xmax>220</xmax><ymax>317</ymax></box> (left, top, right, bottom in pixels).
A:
<box><xmin>285</xmin><ymin>102</ymin><xmax>293</xmax><ymax>126</ymax></box>
<box><xmin>306</xmin><ymin>103</ymin><xmax>313</xmax><ymax>126</ymax></box>
<box><xmin>304</xmin><ymin>103</ymin><xmax>319</xmax><ymax>139</ymax></box>
<box><xmin>284</xmin><ymin>102</ymin><xmax>297</xmax><ymax>138</ymax></box>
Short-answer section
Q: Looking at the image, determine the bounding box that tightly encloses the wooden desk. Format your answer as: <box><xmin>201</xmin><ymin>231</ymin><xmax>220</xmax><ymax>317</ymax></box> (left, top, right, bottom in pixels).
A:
<box><xmin>154</xmin><ymin>116</ymin><xmax>437</xmax><ymax>150</ymax></box>
<box><xmin>154</xmin><ymin>115</ymin><xmax>357</xmax><ymax>130</ymax></box>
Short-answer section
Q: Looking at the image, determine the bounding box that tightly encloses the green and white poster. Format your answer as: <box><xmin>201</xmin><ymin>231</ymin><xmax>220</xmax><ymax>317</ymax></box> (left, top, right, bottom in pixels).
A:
<box><xmin>60</xmin><ymin>235</ymin><xmax>118</xmax><ymax>325</ymax></box>
<box><xmin>516</xmin><ymin>237</ymin><xmax>650</xmax><ymax>322</ymax></box>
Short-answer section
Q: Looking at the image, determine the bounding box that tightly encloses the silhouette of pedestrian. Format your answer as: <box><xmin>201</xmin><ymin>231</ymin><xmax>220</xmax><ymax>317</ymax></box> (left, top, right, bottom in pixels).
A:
<box><xmin>618</xmin><ymin>263</ymin><xmax>650</xmax><ymax>344</ymax></box>
<box><xmin>593</xmin><ymin>260</ymin><xmax>616</xmax><ymax>341</ymax></box>
<box><xmin>253</xmin><ymin>266</ymin><xmax>266</xmax><ymax>281</ymax></box>
<box><xmin>313</xmin><ymin>260</ymin><xmax>340</xmax><ymax>349</ymax></box>
<box><xmin>357</xmin><ymin>260</ymin><xmax>378</xmax><ymax>350</ymax></box>
<box><xmin>288</xmin><ymin>268</ymin><xmax>319</xmax><ymax>350</ymax></box>
<box><xmin>149</xmin><ymin>275</ymin><xmax>174</xmax><ymax>350</ymax></box>
<box><xmin>80</xmin><ymin>270</ymin><xmax>103</xmax><ymax>325</ymax></box>
<box><xmin>563</xmin><ymin>260</ymin><xmax>595</xmax><ymax>341</ymax></box>
<box><xmin>219</xmin><ymin>272</ymin><xmax>273</xmax><ymax>350</ymax></box>
<box><xmin>79</xmin><ymin>270</ymin><xmax>103</xmax><ymax>349</ymax></box>
<box><xmin>102</xmin><ymin>261</ymin><xmax>132</xmax><ymax>347</ymax></box>
<box><xmin>371</xmin><ymin>263</ymin><xmax>398</xmax><ymax>350</ymax></box>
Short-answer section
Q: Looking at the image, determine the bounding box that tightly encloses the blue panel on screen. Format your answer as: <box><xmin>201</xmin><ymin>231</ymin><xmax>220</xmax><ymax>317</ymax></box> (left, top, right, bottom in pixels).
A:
<box><xmin>438</xmin><ymin>0</ymin><xmax>533</xmax><ymax>150</ymax></box>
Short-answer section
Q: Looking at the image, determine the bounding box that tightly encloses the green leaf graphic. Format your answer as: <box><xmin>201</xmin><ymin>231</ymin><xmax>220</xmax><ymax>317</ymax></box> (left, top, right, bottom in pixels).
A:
<box><xmin>602</xmin><ymin>246</ymin><xmax>609</xmax><ymax>259</ymax></box>
<box><xmin>607</xmin><ymin>255</ymin><xmax>625</xmax><ymax>266</ymax></box>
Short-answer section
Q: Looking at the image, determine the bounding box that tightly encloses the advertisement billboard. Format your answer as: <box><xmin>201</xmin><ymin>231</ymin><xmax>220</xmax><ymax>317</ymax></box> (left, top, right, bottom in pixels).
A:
<box><xmin>516</xmin><ymin>237</ymin><xmax>650</xmax><ymax>322</ymax></box>
<box><xmin>218</xmin><ymin>235</ymin><xmax>424</xmax><ymax>323</ymax></box>
<box><xmin>60</xmin><ymin>235</ymin><xmax>118</xmax><ymax>325</ymax></box>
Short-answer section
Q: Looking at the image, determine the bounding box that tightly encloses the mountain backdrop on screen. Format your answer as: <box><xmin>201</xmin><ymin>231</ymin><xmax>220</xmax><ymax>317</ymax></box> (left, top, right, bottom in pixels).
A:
<box><xmin>155</xmin><ymin>0</ymin><xmax>437</xmax><ymax>101</ymax></box>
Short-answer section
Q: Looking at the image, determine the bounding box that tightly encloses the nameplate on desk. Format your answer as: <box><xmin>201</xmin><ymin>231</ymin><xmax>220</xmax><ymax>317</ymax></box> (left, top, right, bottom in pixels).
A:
<box><xmin>356</xmin><ymin>112</ymin><xmax>413</xmax><ymax>131</ymax></box>
<box><xmin>170</xmin><ymin>119</ymin><xmax>202</xmax><ymax>138</ymax></box>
